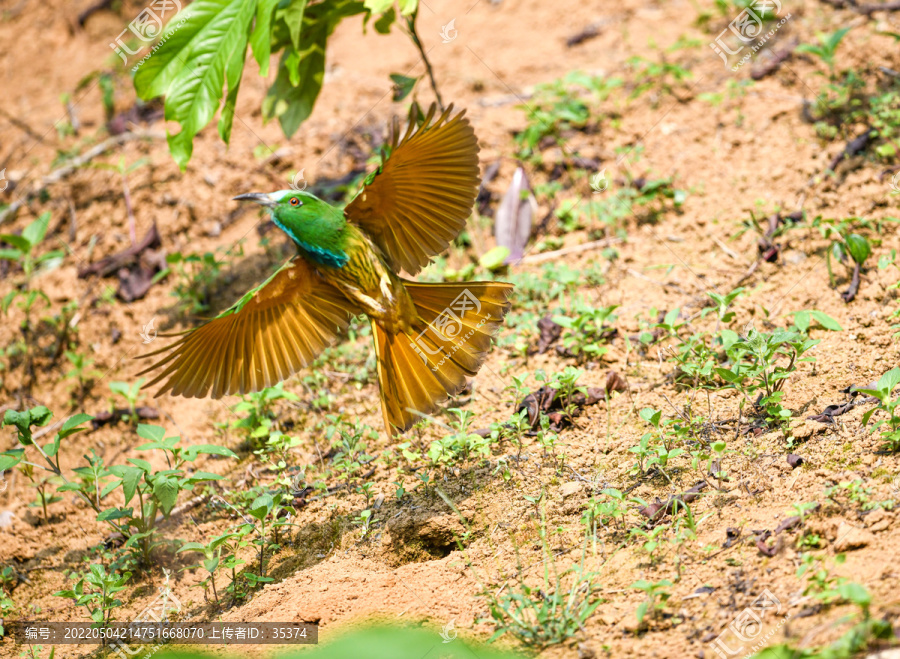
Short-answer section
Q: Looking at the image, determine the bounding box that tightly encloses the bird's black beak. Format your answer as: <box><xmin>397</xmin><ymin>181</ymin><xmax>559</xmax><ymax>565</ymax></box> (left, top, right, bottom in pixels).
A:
<box><xmin>233</xmin><ymin>192</ymin><xmax>277</xmax><ymax>208</ymax></box>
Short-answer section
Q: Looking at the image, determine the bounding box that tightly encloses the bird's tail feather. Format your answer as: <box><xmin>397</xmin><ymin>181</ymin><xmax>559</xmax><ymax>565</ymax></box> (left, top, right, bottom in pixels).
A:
<box><xmin>372</xmin><ymin>280</ymin><xmax>513</xmax><ymax>434</ymax></box>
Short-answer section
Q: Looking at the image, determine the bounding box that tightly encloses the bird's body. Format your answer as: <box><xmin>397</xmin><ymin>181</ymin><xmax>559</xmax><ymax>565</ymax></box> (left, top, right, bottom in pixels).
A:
<box><xmin>141</xmin><ymin>104</ymin><xmax>512</xmax><ymax>435</ymax></box>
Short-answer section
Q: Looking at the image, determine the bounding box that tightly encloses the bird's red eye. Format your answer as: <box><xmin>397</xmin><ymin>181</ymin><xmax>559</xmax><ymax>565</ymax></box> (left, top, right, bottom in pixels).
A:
<box><xmin>290</xmin><ymin>197</ymin><xmax>301</xmax><ymax>206</ymax></box>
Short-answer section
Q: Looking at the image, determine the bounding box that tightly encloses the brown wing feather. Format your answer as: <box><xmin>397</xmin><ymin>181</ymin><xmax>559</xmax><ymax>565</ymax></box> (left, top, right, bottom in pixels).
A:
<box><xmin>344</xmin><ymin>103</ymin><xmax>480</xmax><ymax>276</ymax></box>
<box><xmin>138</xmin><ymin>257</ymin><xmax>360</xmax><ymax>398</ymax></box>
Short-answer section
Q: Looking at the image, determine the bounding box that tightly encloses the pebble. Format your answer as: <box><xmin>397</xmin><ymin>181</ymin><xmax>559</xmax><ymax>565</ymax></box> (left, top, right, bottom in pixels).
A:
<box><xmin>560</xmin><ymin>481</ymin><xmax>582</xmax><ymax>498</ymax></box>
<box><xmin>833</xmin><ymin>521</ymin><xmax>876</xmax><ymax>551</ymax></box>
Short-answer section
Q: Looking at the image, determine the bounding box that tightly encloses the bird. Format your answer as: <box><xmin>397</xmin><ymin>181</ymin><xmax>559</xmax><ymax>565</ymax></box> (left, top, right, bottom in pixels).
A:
<box><xmin>139</xmin><ymin>103</ymin><xmax>513</xmax><ymax>436</ymax></box>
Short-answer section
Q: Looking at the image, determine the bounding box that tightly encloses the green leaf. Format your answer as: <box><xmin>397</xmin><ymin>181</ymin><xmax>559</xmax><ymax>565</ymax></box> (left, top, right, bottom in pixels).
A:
<box><xmin>137</xmin><ymin>424</ymin><xmax>166</xmax><ymax>442</ymax></box>
<box><xmin>120</xmin><ymin>466</ymin><xmax>144</xmax><ymax>506</ymax></box>
<box><xmin>153</xmin><ymin>477</ymin><xmax>180</xmax><ymax>516</ymax></box>
<box><xmin>635</xmin><ymin>600</ymin><xmax>648</xmax><ymax>625</ymax></box>
<box><xmin>0</xmin><ymin>234</ymin><xmax>30</xmax><ymax>253</ymax></box>
<box><xmin>97</xmin><ymin>507</ymin><xmax>133</xmax><ymax>522</ymax></box>
<box><xmin>876</xmin><ymin>367</ymin><xmax>900</xmax><ymax>394</ymax></box>
<box><xmin>280</xmin><ymin>0</ymin><xmax>308</xmax><ymax>50</ymax></box>
<box><xmin>791</xmin><ymin>310</ymin><xmax>810</xmax><ymax>333</ymax></box>
<box><xmin>134</xmin><ymin>0</ymin><xmax>257</xmax><ymax>169</ymax></box>
<box><xmin>479</xmin><ymin>246</ymin><xmax>510</xmax><ymax>271</ymax></box>
<box><xmin>176</xmin><ymin>542</ymin><xmax>207</xmax><ymax>553</ymax></box>
<box><xmin>21</xmin><ymin>213</ymin><xmax>52</xmax><ymax>247</ymax></box>
<box><xmin>263</xmin><ymin>32</ymin><xmax>326</xmax><ymax>137</ymax></box>
<box><xmin>809</xmin><ymin>310</ymin><xmax>842</xmax><ymax>331</ymax></box>
<box><xmin>0</xmin><ymin>450</ymin><xmax>24</xmax><ymax>472</ymax></box>
<box><xmin>182</xmin><ymin>444</ymin><xmax>238</xmax><ymax>460</ymax></box>
<box><xmin>58</xmin><ymin>413</ymin><xmax>94</xmax><ymax>440</ymax></box>
<box><xmin>845</xmin><ymin>234</ymin><xmax>871</xmax><ymax>265</ymax></box>
<box><xmin>3</xmin><ymin>407</ymin><xmax>51</xmax><ymax>445</ymax></box>
<box><xmin>715</xmin><ymin>367</ymin><xmax>744</xmax><ymax>384</ymax></box>
<box><xmin>0</xmin><ymin>248</ymin><xmax>24</xmax><ymax>262</ymax></box>
<box><xmin>249</xmin><ymin>493</ymin><xmax>274</xmax><ymax>521</ymax></box>
<box><xmin>374</xmin><ymin>7</ymin><xmax>396</xmax><ymax>34</ymax></box>
<box><xmin>250</xmin><ymin>0</ymin><xmax>279</xmax><ymax>76</ymax></box>
<box><xmin>184</xmin><ymin>471</ymin><xmax>224</xmax><ymax>483</ymax></box>
<box><xmin>263</xmin><ymin>1</ymin><xmax>364</xmax><ymax>137</ymax></box>
<box><xmin>123</xmin><ymin>458</ymin><xmax>153</xmax><ymax>473</ymax></box>
<box><xmin>389</xmin><ymin>72</ymin><xmax>418</xmax><ymax>101</ymax></box>
<box><xmin>826</xmin><ymin>26</ymin><xmax>851</xmax><ymax>52</ymax></box>
<box><xmin>363</xmin><ymin>0</ymin><xmax>394</xmax><ymax>12</ymax></box>
<box><xmin>837</xmin><ymin>581</ymin><xmax>870</xmax><ymax>607</ymax></box>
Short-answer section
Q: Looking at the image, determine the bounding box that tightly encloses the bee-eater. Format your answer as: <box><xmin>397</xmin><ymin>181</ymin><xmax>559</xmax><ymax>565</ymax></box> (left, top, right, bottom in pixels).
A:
<box><xmin>140</xmin><ymin>104</ymin><xmax>513</xmax><ymax>435</ymax></box>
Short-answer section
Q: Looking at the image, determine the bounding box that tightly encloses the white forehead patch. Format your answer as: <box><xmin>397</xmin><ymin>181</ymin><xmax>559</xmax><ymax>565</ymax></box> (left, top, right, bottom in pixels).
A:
<box><xmin>268</xmin><ymin>190</ymin><xmax>296</xmax><ymax>203</ymax></box>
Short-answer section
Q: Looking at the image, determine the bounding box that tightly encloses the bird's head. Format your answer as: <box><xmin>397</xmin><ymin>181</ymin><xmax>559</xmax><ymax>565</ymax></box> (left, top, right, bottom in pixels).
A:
<box><xmin>233</xmin><ymin>189</ymin><xmax>331</xmax><ymax>222</ymax></box>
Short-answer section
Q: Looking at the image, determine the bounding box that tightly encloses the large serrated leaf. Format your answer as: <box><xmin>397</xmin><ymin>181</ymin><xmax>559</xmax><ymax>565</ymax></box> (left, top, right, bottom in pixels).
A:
<box><xmin>262</xmin><ymin>1</ymin><xmax>365</xmax><ymax>137</ymax></box>
<box><xmin>262</xmin><ymin>28</ymin><xmax>326</xmax><ymax>137</ymax></box>
<box><xmin>134</xmin><ymin>0</ymin><xmax>257</xmax><ymax>169</ymax></box>
<box><xmin>250</xmin><ymin>0</ymin><xmax>280</xmax><ymax>76</ymax></box>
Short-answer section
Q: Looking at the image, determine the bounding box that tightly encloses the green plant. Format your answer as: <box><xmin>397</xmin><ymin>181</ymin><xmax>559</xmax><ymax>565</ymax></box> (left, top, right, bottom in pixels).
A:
<box><xmin>0</xmin><ymin>213</ymin><xmax>63</xmax><ymax>286</ymax></box>
<box><xmin>163</xmin><ymin>250</ymin><xmax>233</xmax><ymax>314</ymax></box>
<box><xmin>797</xmin><ymin>27</ymin><xmax>851</xmax><ymax>74</ymax></box>
<box><xmin>108</xmin><ymin>378</ymin><xmax>146</xmax><ymax>422</ymax></box>
<box><xmin>54</xmin><ymin>563</ymin><xmax>131</xmax><ymax>626</ymax></box>
<box><xmin>352</xmin><ymin>509</ymin><xmax>375</xmax><ymax>539</ymax></box>
<box><xmin>100</xmin><ymin>423</ymin><xmax>237</xmax><ymax>565</ymax></box>
<box><xmin>0</xmin><ymin>567</ymin><xmax>16</xmax><ymax>637</ymax></box>
<box><xmin>254</xmin><ymin>429</ymin><xmax>302</xmax><ymax>479</ymax></box>
<box><xmin>716</xmin><ymin>327</ymin><xmax>819</xmax><ymax>430</ymax></box>
<box><xmin>630</xmin><ymin>578</ymin><xmax>673</xmax><ymax>627</ymax></box>
<box><xmin>231</xmin><ymin>383</ymin><xmax>299</xmax><ymax>442</ymax></box>
<box><xmin>824</xmin><ymin>478</ymin><xmax>894</xmax><ymax>512</ymax></box>
<box><xmin>797</xmin><ymin>553</ymin><xmax>871</xmax><ymax>612</ymax></box>
<box><xmin>859</xmin><ymin>367</ymin><xmax>900</xmax><ymax>452</ymax></box>
<box><xmin>481</xmin><ymin>500</ymin><xmax>601</xmax><ymax>649</ymax></box>
<box><xmin>552</xmin><ymin>305</ymin><xmax>618</xmax><ymax>363</ymax></box>
<box><xmin>425</xmin><ymin>408</ymin><xmax>494</xmax><ymax>469</ymax></box>
<box><xmin>245</xmin><ymin>492</ymin><xmax>283</xmax><ymax>586</ymax></box>
<box><xmin>630</xmin><ymin>408</ymin><xmax>685</xmax><ymax>481</ymax></box>
<box><xmin>19</xmin><ymin>462</ymin><xmax>62</xmax><ymax>525</ymax></box>
<box><xmin>177</xmin><ymin>532</ymin><xmax>238</xmax><ymax>607</ymax></box>
<box><xmin>626</xmin><ymin>56</ymin><xmax>692</xmax><ymax>103</ymax></box>
<box><xmin>514</xmin><ymin>71</ymin><xmax>621</xmax><ymax>162</ymax></box>
<box><xmin>582</xmin><ymin>489</ymin><xmax>628</xmax><ymax>534</ymax></box>
<box><xmin>131</xmin><ymin>0</ymin><xmax>441</xmax><ymax>168</ymax></box>
<box><xmin>0</xmin><ymin>408</ymin><xmax>110</xmax><ymax>526</ymax></box>
<box><xmin>629</xmin><ymin>524</ymin><xmax>669</xmax><ymax>566</ymax></box>
<box><xmin>328</xmin><ymin>419</ymin><xmax>376</xmax><ymax>490</ymax></box>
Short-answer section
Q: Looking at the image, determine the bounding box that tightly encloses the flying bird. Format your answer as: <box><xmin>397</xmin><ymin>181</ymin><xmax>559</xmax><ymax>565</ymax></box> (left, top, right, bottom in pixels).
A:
<box><xmin>140</xmin><ymin>104</ymin><xmax>513</xmax><ymax>435</ymax></box>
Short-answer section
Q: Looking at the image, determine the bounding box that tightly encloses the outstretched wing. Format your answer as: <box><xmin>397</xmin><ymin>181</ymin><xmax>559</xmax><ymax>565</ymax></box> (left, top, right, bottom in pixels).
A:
<box><xmin>344</xmin><ymin>103</ymin><xmax>480</xmax><ymax>276</ymax></box>
<box><xmin>139</xmin><ymin>257</ymin><xmax>360</xmax><ymax>398</ymax></box>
